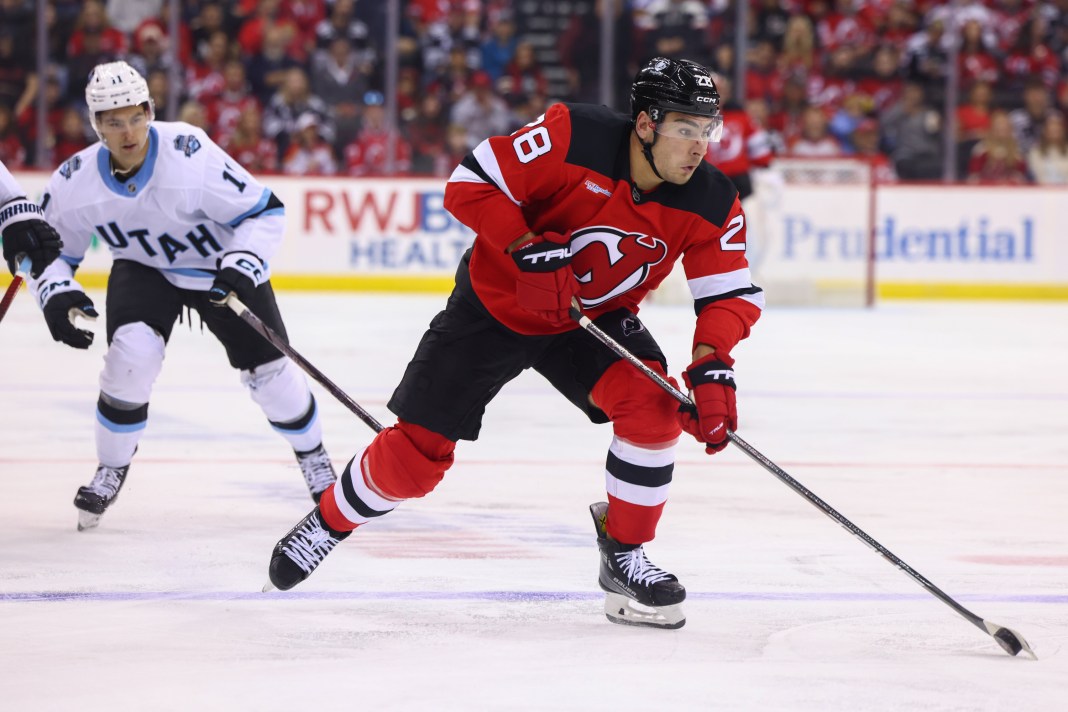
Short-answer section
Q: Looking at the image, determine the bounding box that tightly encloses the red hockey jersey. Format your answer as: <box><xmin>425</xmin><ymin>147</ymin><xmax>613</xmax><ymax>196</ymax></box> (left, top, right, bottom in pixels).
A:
<box><xmin>443</xmin><ymin>102</ymin><xmax>764</xmax><ymax>356</ymax></box>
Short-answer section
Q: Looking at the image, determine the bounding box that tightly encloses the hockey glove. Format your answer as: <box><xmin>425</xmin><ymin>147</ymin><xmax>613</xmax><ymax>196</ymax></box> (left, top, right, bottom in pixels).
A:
<box><xmin>43</xmin><ymin>290</ymin><xmax>98</xmax><ymax>349</ymax></box>
<box><xmin>209</xmin><ymin>251</ymin><xmax>264</xmax><ymax>306</ymax></box>
<box><xmin>678</xmin><ymin>353</ymin><xmax>737</xmax><ymax>454</ymax></box>
<box><xmin>1</xmin><ymin>198</ymin><xmax>62</xmax><ymax>279</ymax></box>
<box><xmin>511</xmin><ymin>231</ymin><xmax>580</xmax><ymax>327</ymax></box>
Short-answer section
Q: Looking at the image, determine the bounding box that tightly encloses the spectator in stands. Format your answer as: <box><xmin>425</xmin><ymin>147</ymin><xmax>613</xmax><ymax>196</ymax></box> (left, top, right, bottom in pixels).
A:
<box><xmin>770</xmin><ymin>71</ymin><xmax>809</xmax><ymax>149</ymax></box>
<box><xmin>187</xmin><ymin>30</ymin><xmax>229</xmax><ymax>105</ymax></box>
<box><xmin>432</xmin><ymin>122</ymin><xmax>471</xmax><ymax>178</ymax></box>
<box><xmin>856</xmin><ymin>44</ymin><xmax>904</xmax><ymax>114</ymax></box>
<box><xmin>966</xmin><ymin>109</ymin><xmax>1031</xmax><ymax>184</ymax></box>
<box><xmin>809</xmin><ymin>44</ymin><xmax>861</xmax><ymax>110</ymax></box>
<box><xmin>956</xmin><ymin>79</ymin><xmax>994</xmax><ymax>177</ymax></box>
<box><xmin>1004</xmin><ymin>15</ymin><xmax>1059</xmax><ymax>92</ymax></box>
<box><xmin>882</xmin><ymin>81</ymin><xmax>942</xmax><ymax>180</ymax></box>
<box><xmin>190</xmin><ymin>2</ymin><xmax>231</xmax><ymax>60</ymax></box>
<box><xmin>427</xmin><ymin>45</ymin><xmax>478</xmax><ymax>109</ymax></box>
<box><xmin>817</xmin><ymin>0</ymin><xmax>875</xmax><ymax>56</ymax></box>
<box><xmin>408</xmin><ymin>92</ymin><xmax>448</xmax><ymax>176</ymax></box>
<box><xmin>203</xmin><ymin>59</ymin><xmax>259</xmax><ymax>145</ymax></box>
<box><xmin>67</xmin><ymin>0</ymin><xmax>127</xmax><ymax>61</ymax></box>
<box><xmin>957</xmin><ymin>19</ymin><xmax>1000</xmax><ymax>90</ymax></box>
<box><xmin>480</xmin><ymin>12</ymin><xmax>518</xmax><ymax>82</ymax></box>
<box><xmin>777</xmin><ymin>14</ymin><xmax>818</xmax><ymax>78</ymax></box>
<box><xmin>51</xmin><ymin>106</ymin><xmax>91</xmax><ymax>163</ymax></box>
<box><xmin>0</xmin><ymin>27</ymin><xmax>37</xmax><ymax>116</ymax></box>
<box><xmin>753</xmin><ymin>0</ymin><xmax>791</xmax><ymax>52</ymax></box>
<box><xmin>704</xmin><ymin>74</ymin><xmax>773</xmax><ymax>201</ymax></box>
<box><xmin>1010</xmin><ymin>80</ymin><xmax>1056</xmax><ymax>156</ymax></box>
<box><xmin>282</xmin><ymin>112</ymin><xmax>338</xmax><ymax>176</ymax></box>
<box><xmin>745</xmin><ymin>38</ymin><xmax>783</xmax><ymax>107</ymax></box>
<box><xmin>639</xmin><ymin>0</ymin><xmax>710</xmax><ymax>65</ymax></box>
<box><xmin>449</xmin><ymin>70</ymin><xmax>511</xmax><ymax>151</ymax></box>
<box><xmin>237</xmin><ymin>0</ymin><xmax>302</xmax><ymax>61</ymax></box>
<box><xmin>0</xmin><ymin>104</ymin><xmax>26</xmax><ymax>168</ymax></box>
<box><xmin>559</xmin><ymin>0</ymin><xmax>637</xmax><ymax>108</ymax></box>
<box><xmin>788</xmin><ymin>105</ymin><xmax>843</xmax><ymax>156</ymax></box>
<box><xmin>263</xmin><ymin>67</ymin><xmax>334</xmax><ymax>160</ymax></box>
<box><xmin>500</xmin><ymin>41</ymin><xmax>548</xmax><ymax>109</ymax></box>
<box><xmin>1027</xmin><ymin>112</ymin><xmax>1068</xmax><ymax>185</ymax></box>
<box><xmin>247</xmin><ymin>23</ymin><xmax>303</xmax><ymax>104</ymax></box>
<box><xmin>343</xmin><ymin>91</ymin><xmax>412</xmax><ymax>177</ymax></box>
<box><xmin>902</xmin><ymin>17</ymin><xmax>949</xmax><ymax>102</ymax></box>
<box><xmin>310</xmin><ymin>35</ymin><xmax>372</xmax><ymax>149</ymax></box>
<box><xmin>420</xmin><ymin>4</ymin><xmax>481</xmax><ymax>78</ymax></box>
<box><xmin>219</xmin><ymin>103</ymin><xmax>278</xmax><ymax>173</ymax></box>
<box><xmin>128</xmin><ymin>21</ymin><xmax>175</xmax><ymax>81</ymax></box>
<box><xmin>146</xmin><ymin>69</ymin><xmax>171</xmax><ymax>123</ymax></box>
<box><xmin>828</xmin><ymin>93</ymin><xmax>875</xmax><ymax>153</ymax></box>
<box><xmin>850</xmin><ymin>117</ymin><xmax>897</xmax><ymax>182</ymax></box>
<box><xmin>177</xmin><ymin>100</ymin><xmax>210</xmax><ymax>131</ymax></box>
<box><xmin>15</xmin><ymin>69</ymin><xmax>63</xmax><ymax>165</ymax></box>
<box><xmin>104</xmin><ymin>0</ymin><xmax>162</xmax><ymax>35</ymax></box>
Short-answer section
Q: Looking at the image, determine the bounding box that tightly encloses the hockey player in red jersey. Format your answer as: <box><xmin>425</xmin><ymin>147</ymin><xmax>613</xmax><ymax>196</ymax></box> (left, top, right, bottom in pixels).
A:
<box><xmin>264</xmin><ymin>57</ymin><xmax>765</xmax><ymax>629</ymax></box>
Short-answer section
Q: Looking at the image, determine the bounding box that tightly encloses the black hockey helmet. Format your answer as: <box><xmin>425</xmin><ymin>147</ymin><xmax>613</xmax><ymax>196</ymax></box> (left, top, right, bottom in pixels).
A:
<box><xmin>631</xmin><ymin>57</ymin><xmax>721</xmax><ymax>123</ymax></box>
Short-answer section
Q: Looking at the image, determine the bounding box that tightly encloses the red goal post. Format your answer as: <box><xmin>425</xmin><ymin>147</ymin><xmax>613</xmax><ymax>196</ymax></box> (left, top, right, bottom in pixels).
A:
<box><xmin>652</xmin><ymin>156</ymin><xmax>880</xmax><ymax>308</ymax></box>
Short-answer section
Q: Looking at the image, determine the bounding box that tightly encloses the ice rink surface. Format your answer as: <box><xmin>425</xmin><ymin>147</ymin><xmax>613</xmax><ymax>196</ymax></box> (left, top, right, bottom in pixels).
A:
<box><xmin>1</xmin><ymin>289</ymin><xmax>1065</xmax><ymax>711</ymax></box>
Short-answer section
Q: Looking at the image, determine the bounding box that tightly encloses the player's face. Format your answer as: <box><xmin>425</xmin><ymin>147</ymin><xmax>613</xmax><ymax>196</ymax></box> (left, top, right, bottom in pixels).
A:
<box><xmin>651</xmin><ymin>112</ymin><xmax>719</xmax><ymax>184</ymax></box>
<box><xmin>98</xmin><ymin>105</ymin><xmax>150</xmax><ymax>166</ymax></box>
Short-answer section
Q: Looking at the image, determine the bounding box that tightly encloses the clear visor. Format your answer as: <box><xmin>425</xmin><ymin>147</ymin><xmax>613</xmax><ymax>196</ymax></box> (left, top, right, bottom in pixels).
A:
<box><xmin>99</xmin><ymin>110</ymin><xmax>150</xmax><ymax>132</ymax></box>
<box><xmin>654</xmin><ymin>114</ymin><xmax>724</xmax><ymax>142</ymax></box>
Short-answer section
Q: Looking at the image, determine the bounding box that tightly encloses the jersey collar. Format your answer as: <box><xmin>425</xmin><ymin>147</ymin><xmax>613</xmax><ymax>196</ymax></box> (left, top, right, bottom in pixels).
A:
<box><xmin>96</xmin><ymin>126</ymin><xmax>160</xmax><ymax>198</ymax></box>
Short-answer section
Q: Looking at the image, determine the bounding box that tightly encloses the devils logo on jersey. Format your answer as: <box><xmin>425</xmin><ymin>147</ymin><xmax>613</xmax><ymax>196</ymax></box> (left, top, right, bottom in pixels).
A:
<box><xmin>570</xmin><ymin>226</ymin><xmax>668</xmax><ymax>307</ymax></box>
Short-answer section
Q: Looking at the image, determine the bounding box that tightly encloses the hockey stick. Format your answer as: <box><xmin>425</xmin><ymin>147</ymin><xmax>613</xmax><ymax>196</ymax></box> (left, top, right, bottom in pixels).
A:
<box><xmin>569</xmin><ymin>305</ymin><xmax>1036</xmax><ymax>660</ymax></box>
<box><xmin>0</xmin><ymin>257</ymin><xmax>30</xmax><ymax>324</ymax></box>
<box><xmin>225</xmin><ymin>295</ymin><xmax>384</xmax><ymax>433</ymax></box>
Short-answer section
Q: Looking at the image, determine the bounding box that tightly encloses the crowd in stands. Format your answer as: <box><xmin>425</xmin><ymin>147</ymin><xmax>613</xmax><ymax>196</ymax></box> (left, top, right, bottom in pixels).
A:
<box><xmin>1</xmin><ymin>0</ymin><xmax>1068</xmax><ymax>184</ymax></box>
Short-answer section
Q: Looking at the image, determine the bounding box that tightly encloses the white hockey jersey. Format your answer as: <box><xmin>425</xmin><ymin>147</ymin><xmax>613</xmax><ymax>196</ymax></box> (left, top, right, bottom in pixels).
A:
<box><xmin>34</xmin><ymin>121</ymin><xmax>284</xmax><ymax>300</ymax></box>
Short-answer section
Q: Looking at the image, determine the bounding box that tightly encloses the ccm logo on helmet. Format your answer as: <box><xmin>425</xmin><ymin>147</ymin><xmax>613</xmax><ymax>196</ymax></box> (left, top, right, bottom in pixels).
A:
<box><xmin>695</xmin><ymin>96</ymin><xmax>716</xmax><ymax>103</ymax></box>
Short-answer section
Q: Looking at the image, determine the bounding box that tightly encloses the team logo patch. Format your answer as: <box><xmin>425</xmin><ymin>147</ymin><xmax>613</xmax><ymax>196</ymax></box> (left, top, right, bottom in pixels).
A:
<box><xmin>621</xmin><ymin>316</ymin><xmax>645</xmax><ymax>337</ymax></box>
<box><xmin>584</xmin><ymin>179</ymin><xmax>611</xmax><ymax>198</ymax></box>
<box><xmin>59</xmin><ymin>156</ymin><xmax>82</xmax><ymax>180</ymax></box>
<box><xmin>174</xmin><ymin>135</ymin><xmax>202</xmax><ymax>157</ymax></box>
<box><xmin>569</xmin><ymin>226</ymin><xmax>668</xmax><ymax>308</ymax></box>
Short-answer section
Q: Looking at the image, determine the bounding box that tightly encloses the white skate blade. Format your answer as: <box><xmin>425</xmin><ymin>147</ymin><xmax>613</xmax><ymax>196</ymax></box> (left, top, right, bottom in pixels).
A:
<box><xmin>603</xmin><ymin>592</ymin><xmax>685</xmax><ymax>629</ymax></box>
<box><xmin>77</xmin><ymin>511</ymin><xmax>102</xmax><ymax>531</ymax></box>
<box><xmin>262</xmin><ymin>580</ymin><xmax>277</xmax><ymax>592</ymax></box>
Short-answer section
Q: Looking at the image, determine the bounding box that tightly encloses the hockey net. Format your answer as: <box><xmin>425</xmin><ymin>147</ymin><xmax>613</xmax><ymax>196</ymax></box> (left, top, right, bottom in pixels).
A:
<box><xmin>652</xmin><ymin>156</ymin><xmax>877</xmax><ymax>308</ymax></box>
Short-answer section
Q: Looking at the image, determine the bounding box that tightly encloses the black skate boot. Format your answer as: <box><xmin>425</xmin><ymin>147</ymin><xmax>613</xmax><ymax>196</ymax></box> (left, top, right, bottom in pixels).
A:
<box><xmin>74</xmin><ymin>464</ymin><xmax>130</xmax><ymax>531</ymax></box>
<box><xmin>295</xmin><ymin>444</ymin><xmax>337</xmax><ymax>503</ymax></box>
<box><xmin>265</xmin><ymin>507</ymin><xmax>350</xmax><ymax>591</ymax></box>
<box><xmin>590</xmin><ymin>501</ymin><xmax>686</xmax><ymax>629</ymax></box>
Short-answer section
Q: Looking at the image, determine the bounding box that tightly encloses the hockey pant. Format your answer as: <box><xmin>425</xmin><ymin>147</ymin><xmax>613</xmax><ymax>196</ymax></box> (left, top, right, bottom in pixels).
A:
<box><xmin>95</xmin><ymin>323</ymin><xmax>322</xmax><ymax>466</ymax></box>
<box><xmin>318</xmin><ymin>360</ymin><xmax>679</xmax><ymax>543</ymax></box>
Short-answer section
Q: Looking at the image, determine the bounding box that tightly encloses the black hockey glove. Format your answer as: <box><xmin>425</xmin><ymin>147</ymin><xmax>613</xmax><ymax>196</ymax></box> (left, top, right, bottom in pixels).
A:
<box><xmin>43</xmin><ymin>290</ymin><xmax>98</xmax><ymax>349</ymax></box>
<box><xmin>1</xmin><ymin>198</ymin><xmax>63</xmax><ymax>279</ymax></box>
<box><xmin>208</xmin><ymin>251</ymin><xmax>263</xmax><ymax>306</ymax></box>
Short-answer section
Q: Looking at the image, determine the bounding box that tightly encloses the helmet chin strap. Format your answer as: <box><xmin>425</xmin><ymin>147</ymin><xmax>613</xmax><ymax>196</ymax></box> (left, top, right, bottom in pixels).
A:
<box><xmin>635</xmin><ymin>124</ymin><xmax>665</xmax><ymax>181</ymax></box>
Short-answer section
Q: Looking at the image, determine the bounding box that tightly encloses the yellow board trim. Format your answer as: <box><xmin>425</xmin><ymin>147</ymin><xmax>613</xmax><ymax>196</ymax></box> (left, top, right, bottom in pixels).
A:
<box><xmin>5</xmin><ymin>273</ymin><xmax>1067</xmax><ymax>301</ymax></box>
<box><xmin>879</xmin><ymin>282</ymin><xmax>1068</xmax><ymax>300</ymax></box>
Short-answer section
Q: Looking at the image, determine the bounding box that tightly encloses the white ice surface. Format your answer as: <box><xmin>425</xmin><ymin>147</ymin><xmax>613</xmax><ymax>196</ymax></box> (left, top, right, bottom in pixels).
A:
<box><xmin>1</xmin><ymin>290</ymin><xmax>1065</xmax><ymax>711</ymax></box>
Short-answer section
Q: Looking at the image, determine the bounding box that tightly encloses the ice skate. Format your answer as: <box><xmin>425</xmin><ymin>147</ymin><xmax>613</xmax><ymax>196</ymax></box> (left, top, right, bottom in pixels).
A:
<box><xmin>295</xmin><ymin>444</ymin><xmax>337</xmax><ymax>503</ymax></box>
<box><xmin>590</xmin><ymin>501</ymin><xmax>686</xmax><ymax>629</ymax></box>
<box><xmin>264</xmin><ymin>507</ymin><xmax>350</xmax><ymax>591</ymax></box>
<box><xmin>74</xmin><ymin>464</ymin><xmax>130</xmax><ymax>531</ymax></box>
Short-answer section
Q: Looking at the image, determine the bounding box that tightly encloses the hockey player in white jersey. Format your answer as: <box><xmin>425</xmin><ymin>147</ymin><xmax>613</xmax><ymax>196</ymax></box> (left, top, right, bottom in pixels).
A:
<box><xmin>1</xmin><ymin>160</ymin><xmax>62</xmax><ymax>279</ymax></box>
<box><xmin>29</xmin><ymin>61</ymin><xmax>337</xmax><ymax>530</ymax></box>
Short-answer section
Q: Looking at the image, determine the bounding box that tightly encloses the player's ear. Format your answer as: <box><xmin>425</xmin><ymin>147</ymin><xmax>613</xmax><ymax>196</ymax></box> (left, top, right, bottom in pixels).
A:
<box><xmin>635</xmin><ymin>111</ymin><xmax>654</xmax><ymax>140</ymax></box>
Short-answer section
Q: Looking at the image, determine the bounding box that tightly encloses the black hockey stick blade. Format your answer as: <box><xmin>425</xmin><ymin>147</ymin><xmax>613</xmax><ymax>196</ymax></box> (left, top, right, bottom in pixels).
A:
<box><xmin>225</xmin><ymin>295</ymin><xmax>384</xmax><ymax>434</ymax></box>
<box><xmin>569</xmin><ymin>304</ymin><xmax>1037</xmax><ymax>659</ymax></box>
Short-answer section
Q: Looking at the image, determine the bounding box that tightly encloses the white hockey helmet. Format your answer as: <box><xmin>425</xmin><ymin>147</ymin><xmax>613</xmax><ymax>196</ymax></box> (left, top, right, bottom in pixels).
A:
<box><xmin>86</xmin><ymin>60</ymin><xmax>155</xmax><ymax>139</ymax></box>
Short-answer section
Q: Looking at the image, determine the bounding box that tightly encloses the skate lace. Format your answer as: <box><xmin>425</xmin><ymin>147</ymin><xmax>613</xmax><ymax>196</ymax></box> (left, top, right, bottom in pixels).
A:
<box><xmin>88</xmin><ymin>466</ymin><xmax>124</xmax><ymax>498</ymax></box>
<box><xmin>614</xmin><ymin>547</ymin><xmax>673</xmax><ymax>587</ymax></box>
<box><xmin>298</xmin><ymin>449</ymin><xmax>336</xmax><ymax>492</ymax></box>
<box><xmin>282</xmin><ymin>518</ymin><xmax>342</xmax><ymax>575</ymax></box>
